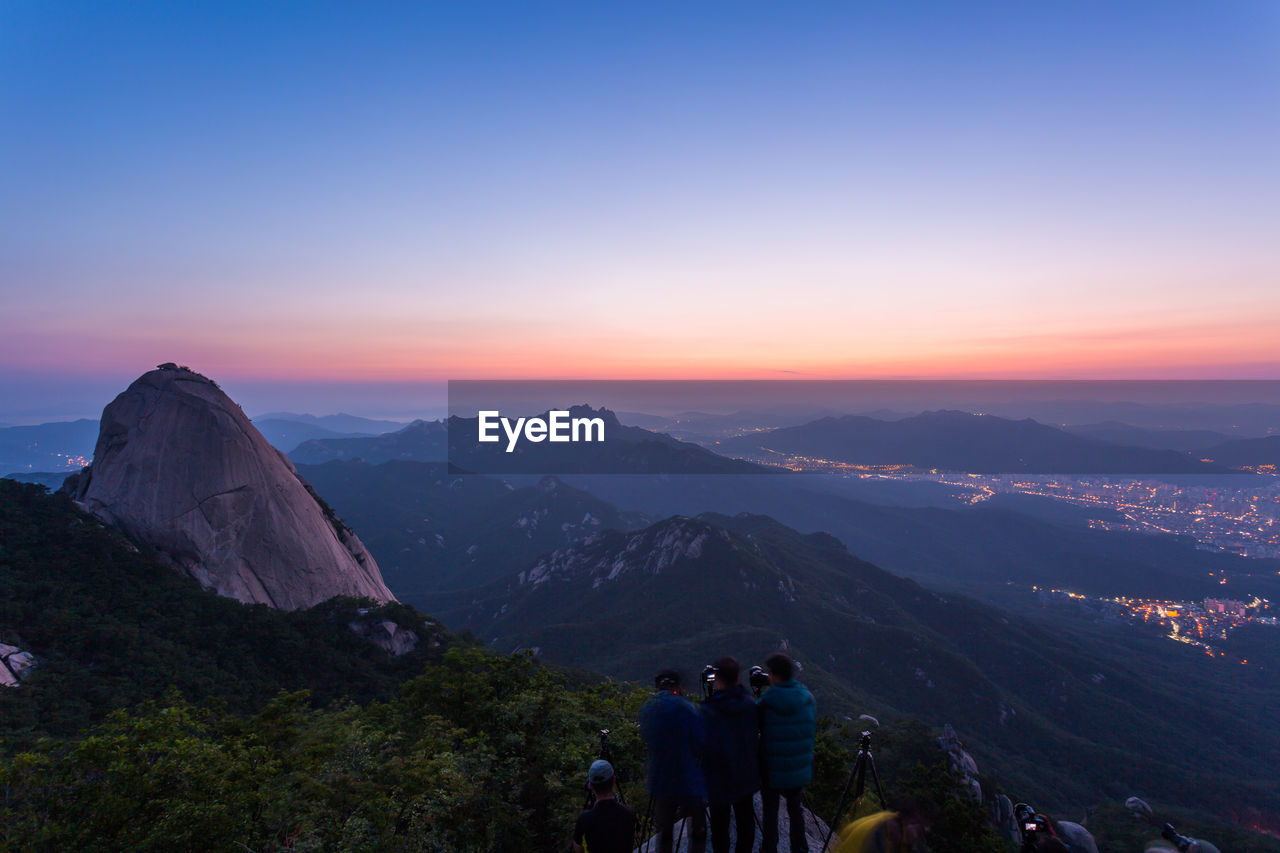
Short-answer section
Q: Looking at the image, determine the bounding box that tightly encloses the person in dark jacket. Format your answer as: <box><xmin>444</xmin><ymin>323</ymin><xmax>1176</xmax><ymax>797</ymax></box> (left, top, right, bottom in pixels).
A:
<box><xmin>573</xmin><ymin>760</ymin><xmax>637</xmax><ymax>853</ymax></box>
<box><xmin>700</xmin><ymin>656</ymin><xmax>760</xmax><ymax>853</ymax></box>
<box><xmin>640</xmin><ymin>669</ymin><xmax>707</xmax><ymax>853</ymax></box>
<box><xmin>756</xmin><ymin>652</ymin><xmax>816</xmax><ymax>853</ymax></box>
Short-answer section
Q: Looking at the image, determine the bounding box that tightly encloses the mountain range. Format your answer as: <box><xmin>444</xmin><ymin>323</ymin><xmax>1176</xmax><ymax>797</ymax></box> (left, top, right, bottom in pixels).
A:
<box><xmin>254</xmin><ymin>411</ymin><xmax>408</xmax><ymax>435</ymax></box>
<box><xmin>5</xmin><ymin>370</ymin><xmax>1280</xmax><ymax>845</ymax></box>
<box><xmin>717</xmin><ymin>410</ymin><xmax>1234</xmax><ymax>473</ymax></box>
<box><xmin>551</xmin><ymin>472</ymin><xmax>1280</xmax><ymax>605</ymax></box>
<box><xmin>290</xmin><ymin>418</ymin><xmax>449</xmax><ymax>464</ymax></box>
<box><xmin>436</xmin><ymin>509</ymin><xmax>1280</xmax><ymax>821</ymax></box>
<box><xmin>295</xmin><ymin>461</ymin><xmax>648</xmax><ymax>596</ymax></box>
<box><xmin>1201</xmin><ymin>435</ymin><xmax>1280</xmax><ymax>468</ymax></box>
<box><xmin>7</xmin><ymin>405</ymin><xmax>1280</xmax><ymax>480</ymax></box>
<box><xmin>0</xmin><ymin>418</ymin><xmax>100</xmax><ymax>474</ymax></box>
<box><xmin>0</xmin><ymin>413</ymin><xmax>402</xmax><ymax>473</ymax></box>
<box><xmin>1062</xmin><ymin>421</ymin><xmax>1235</xmax><ymax>453</ymax></box>
<box><xmin>294</xmin><ymin>455</ymin><xmax>1280</xmax><ymax>823</ymax></box>
<box><xmin>293</xmin><ymin>406</ymin><xmax>774</xmax><ymax>474</ymax></box>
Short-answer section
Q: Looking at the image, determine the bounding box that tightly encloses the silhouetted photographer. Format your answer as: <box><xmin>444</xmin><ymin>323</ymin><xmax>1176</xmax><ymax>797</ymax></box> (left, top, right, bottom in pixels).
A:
<box><xmin>572</xmin><ymin>759</ymin><xmax>636</xmax><ymax>853</ymax></box>
<box><xmin>640</xmin><ymin>668</ymin><xmax>708</xmax><ymax>853</ymax></box>
<box><xmin>700</xmin><ymin>656</ymin><xmax>760</xmax><ymax>853</ymax></box>
<box><xmin>756</xmin><ymin>652</ymin><xmax>816</xmax><ymax>853</ymax></box>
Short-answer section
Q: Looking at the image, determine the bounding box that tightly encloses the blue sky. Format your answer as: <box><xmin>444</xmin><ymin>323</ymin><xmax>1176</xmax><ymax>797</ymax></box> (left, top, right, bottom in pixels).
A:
<box><xmin>2</xmin><ymin>1</ymin><xmax>1278</xmax><ymax>417</ymax></box>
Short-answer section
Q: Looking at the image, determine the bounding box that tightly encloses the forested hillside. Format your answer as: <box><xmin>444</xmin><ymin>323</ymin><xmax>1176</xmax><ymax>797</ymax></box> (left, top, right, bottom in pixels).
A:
<box><xmin>0</xmin><ymin>479</ymin><xmax>1005</xmax><ymax>852</ymax></box>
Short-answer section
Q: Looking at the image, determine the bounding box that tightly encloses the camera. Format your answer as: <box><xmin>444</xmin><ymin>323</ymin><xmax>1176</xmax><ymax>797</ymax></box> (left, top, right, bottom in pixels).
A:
<box><xmin>700</xmin><ymin>664</ymin><xmax>718</xmax><ymax>697</ymax></box>
<box><xmin>1014</xmin><ymin>803</ymin><xmax>1052</xmax><ymax>851</ymax></box>
<box><xmin>749</xmin><ymin>665</ymin><xmax>771</xmax><ymax>691</ymax></box>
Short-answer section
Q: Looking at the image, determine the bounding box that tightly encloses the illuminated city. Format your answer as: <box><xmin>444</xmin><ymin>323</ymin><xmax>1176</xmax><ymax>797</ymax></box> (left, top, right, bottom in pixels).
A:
<box><xmin>737</xmin><ymin>447</ymin><xmax>1280</xmax><ymax>560</ymax></box>
<box><xmin>1025</xmin><ymin>585</ymin><xmax>1275</xmax><ymax>662</ymax></box>
<box><xmin>929</xmin><ymin>473</ymin><xmax>1280</xmax><ymax>560</ymax></box>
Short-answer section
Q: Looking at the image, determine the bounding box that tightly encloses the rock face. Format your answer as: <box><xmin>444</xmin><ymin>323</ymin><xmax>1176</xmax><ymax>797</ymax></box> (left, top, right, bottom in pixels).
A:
<box><xmin>348</xmin><ymin>610</ymin><xmax>420</xmax><ymax>656</ymax></box>
<box><xmin>937</xmin><ymin>723</ymin><xmax>983</xmax><ymax>802</ymax></box>
<box><xmin>66</xmin><ymin>365</ymin><xmax>395</xmax><ymax>610</ymax></box>
<box><xmin>639</xmin><ymin>792</ymin><xmax>830</xmax><ymax>852</ymax></box>
<box><xmin>1</xmin><ymin>643</ymin><xmax>36</xmax><ymax>687</ymax></box>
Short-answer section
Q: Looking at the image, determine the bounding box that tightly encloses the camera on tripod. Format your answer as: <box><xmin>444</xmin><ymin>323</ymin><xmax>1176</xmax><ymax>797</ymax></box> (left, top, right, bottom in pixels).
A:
<box><xmin>748</xmin><ymin>664</ymin><xmax>770</xmax><ymax>694</ymax></box>
<box><xmin>700</xmin><ymin>664</ymin><xmax>719</xmax><ymax>698</ymax></box>
<box><xmin>820</xmin><ymin>717</ymin><xmax>886</xmax><ymax>853</ymax></box>
<box><xmin>1014</xmin><ymin>803</ymin><xmax>1053</xmax><ymax>851</ymax></box>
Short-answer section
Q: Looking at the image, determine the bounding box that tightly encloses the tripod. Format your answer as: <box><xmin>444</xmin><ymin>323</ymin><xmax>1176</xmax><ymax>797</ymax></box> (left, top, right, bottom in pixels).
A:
<box><xmin>821</xmin><ymin>730</ymin><xmax>886</xmax><ymax>852</ymax></box>
<box><xmin>584</xmin><ymin>729</ymin><xmax>627</xmax><ymax>810</ymax></box>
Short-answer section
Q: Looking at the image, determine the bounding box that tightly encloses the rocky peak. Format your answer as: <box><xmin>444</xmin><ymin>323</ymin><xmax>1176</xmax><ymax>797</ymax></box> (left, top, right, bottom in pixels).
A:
<box><xmin>517</xmin><ymin>516</ymin><xmax>725</xmax><ymax>589</ymax></box>
<box><xmin>65</xmin><ymin>365</ymin><xmax>395</xmax><ymax>611</ymax></box>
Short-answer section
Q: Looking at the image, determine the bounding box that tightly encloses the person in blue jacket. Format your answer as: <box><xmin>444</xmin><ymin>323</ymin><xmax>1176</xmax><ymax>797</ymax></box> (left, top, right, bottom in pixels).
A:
<box><xmin>756</xmin><ymin>652</ymin><xmax>816</xmax><ymax>853</ymax></box>
<box><xmin>700</xmin><ymin>656</ymin><xmax>760</xmax><ymax>853</ymax></box>
<box><xmin>640</xmin><ymin>669</ymin><xmax>707</xmax><ymax>853</ymax></box>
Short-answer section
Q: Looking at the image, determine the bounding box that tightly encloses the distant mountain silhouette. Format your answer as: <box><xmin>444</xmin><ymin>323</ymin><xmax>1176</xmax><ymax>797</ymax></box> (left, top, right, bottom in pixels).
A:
<box><xmin>719</xmin><ymin>410</ymin><xmax>1232</xmax><ymax>473</ymax></box>
<box><xmin>0</xmin><ymin>418</ymin><xmax>99</xmax><ymax>474</ymax></box>
<box><xmin>251</xmin><ymin>419</ymin><xmax>368</xmax><ymax>454</ymax></box>
<box><xmin>255</xmin><ymin>412</ymin><xmax>408</xmax><ymax>434</ymax></box>
<box><xmin>290</xmin><ymin>408</ymin><xmax>766</xmax><ymax>474</ymax></box>
<box><xmin>291</xmin><ymin>419</ymin><xmax>448</xmax><ymax>464</ymax></box>
<box><xmin>615</xmin><ymin>406</ymin><xmax>853</xmax><ymax>444</ymax></box>
<box><xmin>447</xmin><ymin>406</ymin><xmax>775</xmax><ymax>474</ymax></box>
<box><xmin>1200</xmin><ymin>435</ymin><xmax>1280</xmax><ymax>468</ymax></box>
<box><xmin>1063</xmin><ymin>421</ymin><xmax>1233</xmax><ymax>453</ymax></box>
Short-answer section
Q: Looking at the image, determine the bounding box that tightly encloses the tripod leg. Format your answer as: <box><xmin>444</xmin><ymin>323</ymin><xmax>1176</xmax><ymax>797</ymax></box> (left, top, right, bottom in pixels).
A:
<box><xmin>638</xmin><ymin>796</ymin><xmax>655</xmax><ymax>852</ymax></box>
<box><xmin>866</xmin><ymin>753</ymin><xmax>886</xmax><ymax>811</ymax></box>
<box><xmin>821</xmin><ymin>750</ymin><xmax>867</xmax><ymax>853</ymax></box>
<box><xmin>852</xmin><ymin>750</ymin><xmax>868</xmax><ymax>811</ymax></box>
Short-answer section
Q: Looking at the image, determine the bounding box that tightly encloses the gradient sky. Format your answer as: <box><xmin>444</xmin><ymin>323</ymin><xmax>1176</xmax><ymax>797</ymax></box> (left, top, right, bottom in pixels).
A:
<box><xmin>2</xmin><ymin>1</ymin><xmax>1279</xmax><ymax>416</ymax></box>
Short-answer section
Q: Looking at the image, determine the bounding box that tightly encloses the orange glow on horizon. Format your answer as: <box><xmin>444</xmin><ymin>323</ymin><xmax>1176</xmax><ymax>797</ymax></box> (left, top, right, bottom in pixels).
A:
<box><xmin>6</xmin><ymin>306</ymin><xmax>1278</xmax><ymax>383</ymax></box>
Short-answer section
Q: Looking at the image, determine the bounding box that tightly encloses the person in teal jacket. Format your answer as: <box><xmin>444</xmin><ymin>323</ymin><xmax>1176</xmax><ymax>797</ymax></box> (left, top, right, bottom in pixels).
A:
<box><xmin>756</xmin><ymin>652</ymin><xmax>816</xmax><ymax>853</ymax></box>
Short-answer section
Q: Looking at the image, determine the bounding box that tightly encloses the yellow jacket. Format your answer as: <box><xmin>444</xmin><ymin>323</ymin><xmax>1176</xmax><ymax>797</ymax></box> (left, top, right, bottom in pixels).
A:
<box><xmin>835</xmin><ymin>810</ymin><xmax>899</xmax><ymax>853</ymax></box>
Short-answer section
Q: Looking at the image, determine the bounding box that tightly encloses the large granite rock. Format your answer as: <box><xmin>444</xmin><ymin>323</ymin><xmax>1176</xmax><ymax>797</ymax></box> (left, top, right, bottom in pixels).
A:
<box><xmin>66</xmin><ymin>365</ymin><xmax>395</xmax><ymax>610</ymax></box>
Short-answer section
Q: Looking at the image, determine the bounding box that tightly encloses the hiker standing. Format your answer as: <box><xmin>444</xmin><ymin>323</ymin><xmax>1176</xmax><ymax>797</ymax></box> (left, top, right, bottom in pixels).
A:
<box><xmin>700</xmin><ymin>656</ymin><xmax>760</xmax><ymax>853</ymax></box>
<box><xmin>757</xmin><ymin>652</ymin><xmax>816</xmax><ymax>853</ymax></box>
<box><xmin>640</xmin><ymin>669</ymin><xmax>708</xmax><ymax>853</ymax></box>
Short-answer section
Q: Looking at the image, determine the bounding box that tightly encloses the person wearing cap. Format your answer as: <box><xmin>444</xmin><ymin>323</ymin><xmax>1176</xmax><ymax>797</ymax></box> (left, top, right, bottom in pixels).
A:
<box><xmin>640</xmin><ymin>669</ymin><xmax>708</xmax><ymax>853</ymax></box>
<box><xmin>573</xmin><ymin>759</ymin><xmax>637</xmax><ymax>853</ymax></box>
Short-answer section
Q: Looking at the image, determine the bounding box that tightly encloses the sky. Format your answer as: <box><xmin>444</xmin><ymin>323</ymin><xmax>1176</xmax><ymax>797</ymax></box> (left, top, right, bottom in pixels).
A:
<box><xmin>2</xmin><ymin>1</ymin><xmax>1279</xmax><ymax>418</ymax></box>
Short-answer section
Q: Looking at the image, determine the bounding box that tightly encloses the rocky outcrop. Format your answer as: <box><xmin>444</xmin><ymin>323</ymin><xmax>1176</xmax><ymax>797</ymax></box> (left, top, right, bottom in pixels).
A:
<box><xmin>348</xmin><ymin>612</ymin><xmax>420</xmax><ymax>656</ymax></box>
<box><xmin>640</xmin><ymin>791</ymin><xmax>830</xmax><ymax>852</ymax></box>
<box><xmin>1</xmin><ymin>642</ymin><xmax>36</xmax><ymax>687</ymax></box>
<box><xmin>66</xmin><ymin>365</ymin><xmax>395</xmax><ymax>611</ymax></box>
<box><xmin>938</xmin><ymin>723</ymin><xmax>983</xmax><ymax>802</ymax></box>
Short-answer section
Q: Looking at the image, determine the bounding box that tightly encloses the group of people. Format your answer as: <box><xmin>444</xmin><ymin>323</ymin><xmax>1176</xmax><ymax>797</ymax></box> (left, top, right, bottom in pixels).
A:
<box><xmin>572</xmin><ymin>652</ymin><xmax>816</xmax><ymax>853</ymax></box>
